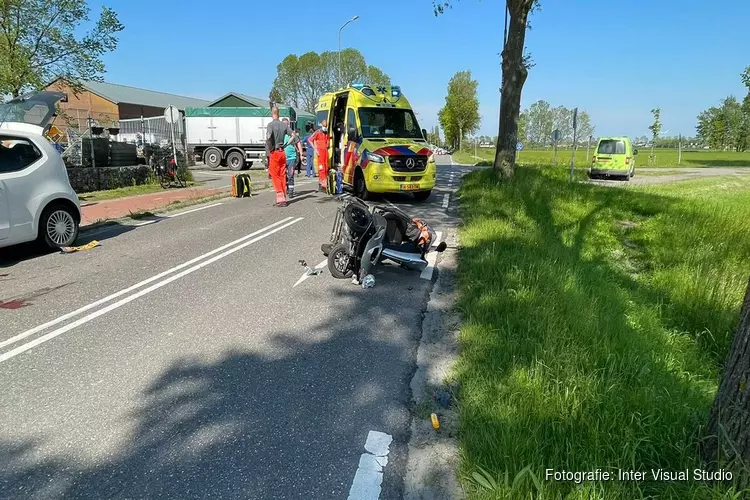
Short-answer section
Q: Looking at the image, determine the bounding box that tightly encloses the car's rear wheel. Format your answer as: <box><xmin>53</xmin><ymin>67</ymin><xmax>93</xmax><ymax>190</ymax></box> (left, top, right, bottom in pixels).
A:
<box><xmin>39</xmin><ymin>203</ymin><xmax>79</xmax><ymax>249</ymax></box>
<box><xmin>328</xmin><ymin>243</ymin><xmax>354</xmax><ymax>279</ymax></box>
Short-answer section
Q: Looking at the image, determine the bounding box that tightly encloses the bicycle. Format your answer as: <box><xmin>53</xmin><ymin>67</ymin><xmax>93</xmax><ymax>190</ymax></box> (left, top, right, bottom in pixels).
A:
<box><xmin>151</xmin><ymin>154</ymin><xmax>186</xmax><ymax>189</ymax></box>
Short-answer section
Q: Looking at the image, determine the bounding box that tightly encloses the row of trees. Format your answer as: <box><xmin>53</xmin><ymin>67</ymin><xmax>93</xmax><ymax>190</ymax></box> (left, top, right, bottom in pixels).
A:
<box><xmin>270</xmin><ymin>49</ymin><xmax>390</xmax><ymax>113</ymax></box>
<box><xmin>518</xmin><ymin>100</ymin><xmax>594</xmax><ymax>147</ymax></box>
<box><xmin>438</xmin><ymin>70</ymin><xmax>480</xmax><ymax>150</ymax></box>
<box><xmin>696</xmin><ymin>67</ymin><xmax>750</xmax><ymax>151</ymax></box>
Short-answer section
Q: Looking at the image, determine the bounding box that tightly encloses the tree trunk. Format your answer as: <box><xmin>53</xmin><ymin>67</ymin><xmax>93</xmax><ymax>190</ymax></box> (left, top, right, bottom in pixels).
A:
<box><xmin>493</xmin><ymin>0</ymin><xmax>532</xmax><ymax>180</ymax></box>
<box><xmin>703</xmin><ymin>276</ymin><xmax>750</xmax><ymax>488</ymax></box>
<box><xmin>459</xmin><ymin>125</ymin><xmax>463</xmax><ymax>152</ymax></box>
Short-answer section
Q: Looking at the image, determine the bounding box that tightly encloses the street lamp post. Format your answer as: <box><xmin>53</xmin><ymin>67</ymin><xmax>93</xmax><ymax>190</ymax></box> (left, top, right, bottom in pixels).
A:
<box><xmin>338</xmin><ymin>15</ymin><xmax>360</xmax><ymax>87</ymax></box>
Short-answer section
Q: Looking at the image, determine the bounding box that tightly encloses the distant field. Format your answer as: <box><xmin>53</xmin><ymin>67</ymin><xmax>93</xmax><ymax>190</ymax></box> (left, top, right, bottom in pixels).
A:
<box><xmin>452</xmin><ymin>147</ymin><xmax>750</xmax><ymax>168</ymax></box>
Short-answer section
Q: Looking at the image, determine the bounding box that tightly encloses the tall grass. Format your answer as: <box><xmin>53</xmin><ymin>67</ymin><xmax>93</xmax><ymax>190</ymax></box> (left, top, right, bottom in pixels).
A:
<box><xmin>456</xmin><ymin>167</ymin><xmax>750</xmax><ymax>498</ymax></box>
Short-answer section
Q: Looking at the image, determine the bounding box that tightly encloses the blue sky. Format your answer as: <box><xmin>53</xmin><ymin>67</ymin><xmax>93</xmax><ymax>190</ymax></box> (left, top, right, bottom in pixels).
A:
<box><xmin>92</xmin><ymin>0</ymin><xmax>748</xmax><ymax>139</ymax></box>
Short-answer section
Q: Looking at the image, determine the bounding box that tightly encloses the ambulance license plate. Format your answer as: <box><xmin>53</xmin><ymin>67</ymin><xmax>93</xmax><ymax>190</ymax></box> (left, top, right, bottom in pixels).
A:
<box><xmin>400</xmin><ymin>184</ymin><xmax>420</xmax><ymax>191</ymax></box>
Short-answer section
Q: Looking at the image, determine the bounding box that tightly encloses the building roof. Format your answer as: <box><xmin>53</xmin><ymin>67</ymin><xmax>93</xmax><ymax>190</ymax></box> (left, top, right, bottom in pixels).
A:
<box><xmin>74</xmin><ymin>80</ymin><xmax>211</xmax><ymax>110</ymax></box>
<box><xmin>208</xmin><ymin>91</ymin><xmax>313</xmax><ymax>117</ymax></box>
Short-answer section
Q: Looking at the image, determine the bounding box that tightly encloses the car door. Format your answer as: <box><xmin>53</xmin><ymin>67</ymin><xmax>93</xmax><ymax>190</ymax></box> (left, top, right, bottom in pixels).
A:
<box><xmin>0</xmin><ymin>179</ymin><xmax>9</xmax><ymax>240</ymax></box>
<box><xmin>344</xmin><ymin>108</ymin><xmax>359</xmax><ymax>184</ymax></box>
<box><xmin>0</xmin><ymin>133</ymin><xmax>45</xmax><ymax>243</ymax></box>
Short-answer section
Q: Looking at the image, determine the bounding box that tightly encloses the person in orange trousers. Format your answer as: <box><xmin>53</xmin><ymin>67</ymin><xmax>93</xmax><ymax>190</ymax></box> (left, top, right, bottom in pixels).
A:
<box><xmin>265</xmin><ymin>107</ymin><xmax>295</xmax><ymax>206</ymax></box>
<box><xmin>308</xmin><ymin>119</ymin><xmax>330</xmax><ymax>191</ymax></box>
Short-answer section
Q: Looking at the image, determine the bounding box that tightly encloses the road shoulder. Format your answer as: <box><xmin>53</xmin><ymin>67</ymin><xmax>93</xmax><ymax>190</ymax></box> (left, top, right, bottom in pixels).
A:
<box><xmin>404</xmin><ymin>227</ymin><xmax>464</xmax><ymax>499</ymax></box>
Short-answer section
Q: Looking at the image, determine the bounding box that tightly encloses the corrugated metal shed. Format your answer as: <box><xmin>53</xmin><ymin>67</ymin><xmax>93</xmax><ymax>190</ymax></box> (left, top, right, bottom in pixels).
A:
<box><xmin>79</xmin><ymin>80</ymin><xmax>211</xmax><ymax>110</ymax></box>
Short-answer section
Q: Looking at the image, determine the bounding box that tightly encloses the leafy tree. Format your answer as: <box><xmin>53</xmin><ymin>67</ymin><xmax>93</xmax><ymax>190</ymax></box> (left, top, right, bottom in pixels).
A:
<box><xmin>552</xmin><ymin>105</ymin><xmax>572</xmax><ymax>142</ymax></box>
<box><xmin>0</xmin><ymin>0</ymin><xmax>124</xmax><ymax>97</ymax></box>
<box><xmin>525</xmin><ymin>100</ymin><xmax>553</xmax><ymax>146</ymax></box>
<box><xmin>438</xmin><ymin>70</ymin><xmax>480</xmax><ymax>151</ymax></box>
<box><xmin>575</xmin><ymin>111</ymin><xmax>595</xmax><ymax>144</ymax></box>
<box><xmin>648</xmin><ymin>107</ymin><xmax>661</xmax><ymax>158</ymax></box>
<box><xmin>436</xmin><ymin>0</ymin><xmax>539</xmax><ymax>178</ymax></box>
<box><xmin>270</xmin><ymin>48</ymin><xmax>390</xmax><ymax>113</ymax></box>
<box><xmin>438</xmin><ymin>105</ymin><xmax>458</xmax><ymax>149</ymax></box>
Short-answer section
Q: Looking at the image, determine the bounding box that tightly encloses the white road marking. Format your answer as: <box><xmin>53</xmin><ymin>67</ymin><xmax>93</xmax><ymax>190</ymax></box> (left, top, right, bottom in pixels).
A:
<box><xmin>0</xmin><ymin>218</ymin><xmax>296</xmax><ymax>351</ymax></box>
<box><xmin>167</xmin><ymin>202</ymin><xmax>223</xmax><ymax>218</ymax></box>
<box><xmin>348</xmin><ymin>431</ymin><xmax>393</xmax><ymax>500</ymax></box>
<box><xmin>134</xmin><ymin>219</ymin><xmax>159</xmax><ymax>226</ymax></box>
<box><xmin>441</xmin><ymin>193</ymin><xmax>450</xmax><ymax>208</ymax></box>
<box><xmin>293</xmin><ymin>259</ymin><xmax>328</xmax><ymax>288</ymax></box>
<box><xmin>420</xmin><ymin>231</ymin><xmax>443</xmax><ymax>281</ymax></box>
<box><xmin>0</xmin><ymin>217</ymin><xmax>303</xmax><ymax>364</ymax></box>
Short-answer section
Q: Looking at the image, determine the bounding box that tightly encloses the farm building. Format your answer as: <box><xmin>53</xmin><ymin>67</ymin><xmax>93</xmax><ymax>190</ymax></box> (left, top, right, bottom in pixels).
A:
<box><xmin>208</xmin><ymin>92</ymin><xmax>316</xmax><ymax>129</ymax></box>
<box><xmin>44</xmin><ymin>78</ymin><xmax>211</xmax><ymax>136</ymax></box>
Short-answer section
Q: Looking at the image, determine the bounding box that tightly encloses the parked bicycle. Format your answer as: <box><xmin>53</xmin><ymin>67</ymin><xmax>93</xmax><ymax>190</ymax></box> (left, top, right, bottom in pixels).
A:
<box><xmin>150</xmin><ymin>153</ymin><xmax>186</xmax><ymax>189</ymax></box>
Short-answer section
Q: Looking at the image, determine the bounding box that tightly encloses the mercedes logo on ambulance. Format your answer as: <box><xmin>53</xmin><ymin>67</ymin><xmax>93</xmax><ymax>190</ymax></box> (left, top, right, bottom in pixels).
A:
<box><xmin>406</xmin><ymin>158</ymin><xmax>416</xmax><ymax>169</ymax></box>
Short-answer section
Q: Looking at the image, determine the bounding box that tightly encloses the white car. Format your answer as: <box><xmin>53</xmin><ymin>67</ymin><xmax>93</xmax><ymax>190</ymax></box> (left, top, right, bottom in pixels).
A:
<box><xmin>0</xmin><ymin>91</ymin><xmax>81</xmax><ymax>250</ymax></box>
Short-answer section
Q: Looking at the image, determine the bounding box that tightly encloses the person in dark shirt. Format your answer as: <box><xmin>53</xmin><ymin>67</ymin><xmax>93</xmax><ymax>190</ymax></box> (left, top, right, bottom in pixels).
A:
<box><xmin>266</xmin><ymin>107</ymin><xmax>295</xmax><ymax>206</ymax></box>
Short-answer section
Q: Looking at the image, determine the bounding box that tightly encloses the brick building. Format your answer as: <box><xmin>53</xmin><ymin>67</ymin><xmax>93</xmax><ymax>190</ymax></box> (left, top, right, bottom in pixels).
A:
<box><xmin>44</xmin><ymin>79</ymin><xmax>210</xmax><ymax>136</ymax></box>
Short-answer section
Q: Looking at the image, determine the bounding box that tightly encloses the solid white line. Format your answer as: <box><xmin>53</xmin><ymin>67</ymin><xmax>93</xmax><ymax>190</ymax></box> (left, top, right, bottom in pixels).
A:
<box><xmin>134</xmin><ymin>219</ymin><xmax>159</xmax><ymax>226</ymax></box>
<box><xmin>167</xmin><ymin>202</ymin><xmax>223</xmax><ymax>218</ymax></box>
<box><xmin>0</xmin><ymin>217</ymin><xmax>295</xmax><ymax>351</ymax></box>
<box><xmin>420</xmin><ymin>231</ymin><xmax>443</xmax><ymax>281</ymax></box>
<box><xmin>441</xmin><ymin>193</ymin><xmax>450</xmax><ymax>208</ymax></box>
<box><xmin>293</xmin><ymin>259</ymin><xmax>328</xmax><ymax>288</ymax></box>
<box><xmin>0</xmin><ymin>217</ymin><xmax>303</xmax><ymax>364</ymax></box>
<box><xmin>348</xmin><ymin>431</ymin><xmax>393</xmax><ymax>500</ymax></box>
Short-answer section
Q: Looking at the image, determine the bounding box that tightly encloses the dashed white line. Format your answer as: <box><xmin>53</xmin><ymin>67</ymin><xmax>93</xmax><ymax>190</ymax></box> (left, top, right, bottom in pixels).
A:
<box><xmin>347</xmin><ymin>431</ymin><xmax>393</xmax><ymax>500</ymax></box>
<box><xmin>167</xmin><ymin>202</ymin><xmax>224</xmax><ymax>218</ymax></box>
<box><xmin>441</xmin><ymin>193</ymin><xmax>450</xmax><ymax>209</ymax></box>
<box><xmin>293</xmin><ymin>259</ymin><xmax>328</xmax><ymax>288</ymax></box>
<box><xmin>420</xmin><ymin>231</ymin><xmax>443</xmax><ymax>281</ymax></box>
<box><xmin>0</xmin><ymin>217</ymin><xmax>297</xmax><ymax>352</ymax></box>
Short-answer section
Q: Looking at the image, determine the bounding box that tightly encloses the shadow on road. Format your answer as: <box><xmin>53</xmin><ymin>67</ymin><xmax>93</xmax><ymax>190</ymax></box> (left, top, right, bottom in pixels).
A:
<box><xmin>0</xmin><ymin>222</ymin><xmax>136</xmax><ymax>268</ymax></box>
<box><xmin>0</xmin><ymin>251</ymin><xmax>439</xmax><ymax>499</ymax></box>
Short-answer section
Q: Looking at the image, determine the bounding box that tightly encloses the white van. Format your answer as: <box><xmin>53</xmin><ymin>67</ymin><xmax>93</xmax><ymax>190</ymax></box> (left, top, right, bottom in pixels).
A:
<box><xmin>0</xmin><ymin>92</ymin><xmax>81</xmax><ymax>250</ymax></box>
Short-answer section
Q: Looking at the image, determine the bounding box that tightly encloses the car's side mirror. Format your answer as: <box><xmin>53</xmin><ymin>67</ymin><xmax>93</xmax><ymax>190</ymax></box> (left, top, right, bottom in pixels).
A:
<box><xmin>422</xmin><ymin>128</ymin><xmax>428</xmax><ymax>140</ymax></box>
<box><xmin>348</xmin><ymin>126</ymin><xmax>358</xmax><ymax>140</ymax></box>
<box><xmin>633</xmin><ymin>149</ymin><xmax>639</xmax><ymax>156</ymax></box>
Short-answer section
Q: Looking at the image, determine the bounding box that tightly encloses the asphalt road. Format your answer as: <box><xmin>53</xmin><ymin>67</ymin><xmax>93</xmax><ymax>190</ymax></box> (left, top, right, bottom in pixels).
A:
<box><xmin>0</xmin><ymin>156</ymin><xmax>469</xmax><ymax>500</ymax></box>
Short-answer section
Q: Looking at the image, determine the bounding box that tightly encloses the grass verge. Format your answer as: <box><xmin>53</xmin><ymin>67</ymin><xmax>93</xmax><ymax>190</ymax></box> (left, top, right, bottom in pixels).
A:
<box><xmin>456</xmin><ymin>166</ymin><xmax>750</xmax><ymax>498</ymax></box>
<box><xmin>79</xmin><ymin>181</ymin><xmax>201</xmax><ymax>203</ymax></box>
<box><xmin>452</xmin><ymin>148</ymin><xmax>750</xmax><ymax>169</ymax></box>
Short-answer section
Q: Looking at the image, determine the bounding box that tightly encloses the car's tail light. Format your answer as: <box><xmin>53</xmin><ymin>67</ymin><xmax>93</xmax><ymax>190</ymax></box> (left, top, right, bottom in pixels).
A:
<box><xmin>592</xmin><ymin>156</ymin><xmax>596</xmax><ymax>164</ymax></box>
<box><xmin>625</xmin><ymin>157</ymin><xmax>630</xmax><ymax>165</ymax></box>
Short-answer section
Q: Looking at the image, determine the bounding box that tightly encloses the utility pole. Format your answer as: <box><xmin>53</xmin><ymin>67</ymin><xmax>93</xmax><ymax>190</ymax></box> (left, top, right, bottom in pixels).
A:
<box><xmin>678</xmin><ymin>134</ymin><xmax>682</xmax><ymax>165</ymax></box>
<box><xmin>338</xmin><ymin>15</ymin><xmax>360</xmax><ymax>88</ymax></box>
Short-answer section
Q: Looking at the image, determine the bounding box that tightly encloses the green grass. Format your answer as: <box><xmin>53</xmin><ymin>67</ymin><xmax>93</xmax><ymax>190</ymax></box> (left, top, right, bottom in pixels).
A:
<box><xmin>456</xmin><ymin>166</ymin><xmax>750</xmax><ymax>498</ymax></box>
<box><xmin>452</xmin><ymin>148</ymin><xmax>750</xmax><ymax>169</ymax></box>
<box><xmin>78</xmin><ymin>180</ymin><xmax>202</xmax><ymax>203</ymax></box>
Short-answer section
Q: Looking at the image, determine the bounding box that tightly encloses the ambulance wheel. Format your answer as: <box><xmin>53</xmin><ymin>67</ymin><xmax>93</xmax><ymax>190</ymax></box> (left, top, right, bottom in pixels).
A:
<box><xmin>354</xmin><ymin>169</ymin><xmax>372</xmax><ymax>200</ymax></box>
<box><xmin>227</xmin><ymin>151</ymin><xmax>245</xmax><ymax>171</ymax></box>
<box><xmin>204</xmin><ymin>148</ymin><xmax>222</xmax><ymax>169</ymax></box>
<box><xmin>413</xmin><ymin>190</ymin><xmax>431</xmax><ymax>202</ymax></box>
<box><xmin>328</xmin><ymin>243</ymin><xmax>354</xmax><ymax>279</ymax></box>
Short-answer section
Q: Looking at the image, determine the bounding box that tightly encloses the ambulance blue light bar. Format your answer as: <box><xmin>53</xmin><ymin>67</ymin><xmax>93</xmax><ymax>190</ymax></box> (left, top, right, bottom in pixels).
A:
<box><xmin>351</xmin><ymin>83</ymin><xmax>365</xmax><ymax>90</ymax></box>
<box><xmin>391</xmin><ymin>86</ymin><xmax>401</xmax><ymax>98</ymax></box>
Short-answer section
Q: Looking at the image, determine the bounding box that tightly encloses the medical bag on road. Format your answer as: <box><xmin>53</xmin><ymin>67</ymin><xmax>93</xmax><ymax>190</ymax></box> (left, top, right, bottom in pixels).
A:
<box><xmin>231</xmin><ymin>173</ymin><xmax>252</xmax><ymax>198</ymax></box>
